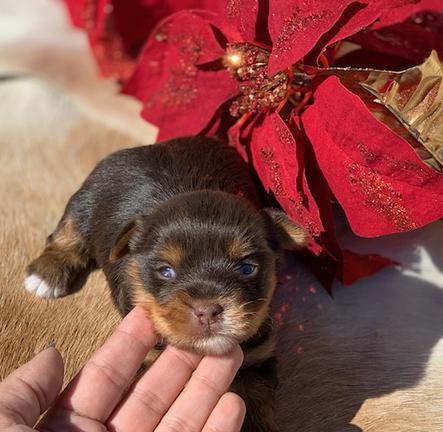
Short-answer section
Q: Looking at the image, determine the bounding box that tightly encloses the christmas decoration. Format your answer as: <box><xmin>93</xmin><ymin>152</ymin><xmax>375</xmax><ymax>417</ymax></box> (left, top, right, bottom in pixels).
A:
<box><xmin>64</xmin><ymin>0</ymin><xmax>443</xmax><ymax>289</ymax></box>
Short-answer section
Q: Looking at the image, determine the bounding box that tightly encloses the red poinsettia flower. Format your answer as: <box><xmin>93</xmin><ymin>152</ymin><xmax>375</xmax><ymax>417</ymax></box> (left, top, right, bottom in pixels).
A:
<box><xmin>64</xmin><ymin>0</ymin><xmax>443</xmax><ymax>289</ymax></box>
<box><xmin>64</xmin><ymin>0</ymin><xmax>214</xmax><ymax>80</ymax></box>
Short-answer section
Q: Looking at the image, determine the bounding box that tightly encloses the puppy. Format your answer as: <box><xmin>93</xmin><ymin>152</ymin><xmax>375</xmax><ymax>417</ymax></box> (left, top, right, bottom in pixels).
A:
<box><xmin>25</xmin><ymin>136</ymin><xmax>306</xmax><ymax>431</ymax></box>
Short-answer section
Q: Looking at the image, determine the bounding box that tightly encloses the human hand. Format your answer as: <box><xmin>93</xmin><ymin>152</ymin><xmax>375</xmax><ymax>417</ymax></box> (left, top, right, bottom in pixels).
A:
<box><xmin>0</xmin><ymin>306</ymin><xmax>245</xmax><ymax>431</ymax></box>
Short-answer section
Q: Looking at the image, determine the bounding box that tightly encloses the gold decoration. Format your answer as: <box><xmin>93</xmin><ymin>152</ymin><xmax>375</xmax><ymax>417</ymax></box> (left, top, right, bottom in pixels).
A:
<box><xmin>223</xmin><ymin>43</ymin><xmax>289</xmax><ymax>117</ymax></box>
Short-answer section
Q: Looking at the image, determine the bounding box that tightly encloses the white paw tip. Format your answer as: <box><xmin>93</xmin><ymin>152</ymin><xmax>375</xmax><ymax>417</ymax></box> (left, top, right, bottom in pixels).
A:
<box><xmin>24</xmin><ymin>274</ymin><xmax>60</xmax><ymax>299</ymax></box>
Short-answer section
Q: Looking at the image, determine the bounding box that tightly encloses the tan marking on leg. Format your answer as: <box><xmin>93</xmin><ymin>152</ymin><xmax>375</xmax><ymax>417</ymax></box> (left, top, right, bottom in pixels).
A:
<box><xmin>25</xmin><ymin>217</ymin><xmax>89</xmax><ymax>298</ymax></box>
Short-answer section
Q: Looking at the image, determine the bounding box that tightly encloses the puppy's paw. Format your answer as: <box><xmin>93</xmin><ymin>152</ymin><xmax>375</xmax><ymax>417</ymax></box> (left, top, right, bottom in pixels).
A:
<box><xmin>24</xmin><ymin>254</ymin><xmax>71</xmax><ymax>299</ymax></box>
<box><xmin>24</xmin><ymin>274</ymin><xmax>63</xmax><ymax>299</ymax></box>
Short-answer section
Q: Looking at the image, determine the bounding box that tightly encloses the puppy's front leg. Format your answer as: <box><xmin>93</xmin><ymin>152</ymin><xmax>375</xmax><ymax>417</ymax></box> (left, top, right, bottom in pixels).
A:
<box><xmin>231</xmin><ymin>357</ymin><xmax>278</xmax><ymax>432</ymax></box>
<box><xmin>25</xmin><ymin>186</ymin><xmax>93</xmax><ymax>299</ymax></box>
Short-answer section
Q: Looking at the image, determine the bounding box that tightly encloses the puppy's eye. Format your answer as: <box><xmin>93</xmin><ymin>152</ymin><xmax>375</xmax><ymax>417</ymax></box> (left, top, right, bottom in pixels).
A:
<box><xmin>157</xmin><ymin>266</ymin><xmax>177</xmax><ymax>279</ymax></box>
<box><xmin>234</xmin><ymin>262</ymin><xmax>257</xmax><ymax>276</ymax></box>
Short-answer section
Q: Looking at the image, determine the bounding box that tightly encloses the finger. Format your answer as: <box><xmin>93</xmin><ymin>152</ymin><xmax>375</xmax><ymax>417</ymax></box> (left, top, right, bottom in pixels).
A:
<box><xmin>49</xmin><ymin>306</ymin><xmax>156</xmax><ymax>423</ymax></box>
<box><xmin>0</xmin><ymin>347</ymin><xmax>63</xmax><ymax>428</ymax></box>
<box><xmin>155</xmin><ymin>345</ymin><xmax>243</xmax><ymax>432</ymax></box>
<box><xmin>108</xmin><ymin>346</ymin><xmax>202</xmax><ymax>431</ymax></box>
<box><xmin>202</xmin><ymin>392</ymin><xmax>246</xmax><ymax>432</ymax></box>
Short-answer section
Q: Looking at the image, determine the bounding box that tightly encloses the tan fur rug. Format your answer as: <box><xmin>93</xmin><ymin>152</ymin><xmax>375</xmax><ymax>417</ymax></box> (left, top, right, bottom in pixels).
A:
<box><xmin>0</xmin><ymin>77</ymin><xmax>144</xmax><ymax>381</ymax></box>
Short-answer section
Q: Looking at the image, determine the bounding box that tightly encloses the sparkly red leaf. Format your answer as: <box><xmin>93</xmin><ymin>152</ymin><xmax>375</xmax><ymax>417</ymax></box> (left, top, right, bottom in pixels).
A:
<box><xmin>372</xmin><ymin>0</ymin><xmax>443</xmax><ymax>29</ymax></box>
<box><xmin>249</xmin><ymin>112</ymin><xmax>324</xmax><ymax>239</ymax></box>
<box><xmin>64</xmin><ymin>0</ymin><xmax>152</xmax><ymax>79</ymax></box>
<box><xmin>327</xmin><ymin>0</ymin><xmax>417</xmax><ymax>46</ymax></box>
<box><xmin>302</xmin><ymin>76</ymin><xmax>443</xmax><ymax>237</ymax></box>
<box><xmin>209</xmin><ymin>0</ymin><xmax>259</xmax><ymax>41</ymax></box>
<box><xmin>351</xmin><ymin>13</ymin><xmax>443</xmax><ymax>64</ymax></box>
<box><xmin>267</xmin><ymin>0</ymin><xmax>358</xmax><ymax>75</ymax></box>
<box><xmin>64</xmin><ymin>0</ymin><xmax>216</xmax><ymax>79</ymax></box>
<box><xmin>123</xmin><ymin>11</ymin><xmax>238</xmax><ymax>140</ymax></box>
<box><xmin>296</xmin><ymin>120</ymin><xmax>394</xmax><ymax>288</ymax></box>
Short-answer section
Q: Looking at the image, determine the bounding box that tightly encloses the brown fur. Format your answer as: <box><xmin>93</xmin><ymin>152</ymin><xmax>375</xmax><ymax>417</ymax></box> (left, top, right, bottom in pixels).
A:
<box><xmin>228</xmin><ymin>237</ymin><xmax>256</xmax><ymax>260</ymax></box>
<box><xmin>157</xmin><ymin>243</ymin><xmax>184</xmax><ymax>269</ymax></box>
<box><xmin>26</xmin><ymin>218</ymin><xmax>89</xmax><ymax>296</ymax></box>
<box><xmin>231</xmin><ymin>358</ymin><xmax>278</xmax><ymax>432</ymax></box>
<box><xmin>263</xmin><ymin>208</ymin><xmax>308</xmax><ymax>250</ymax></box>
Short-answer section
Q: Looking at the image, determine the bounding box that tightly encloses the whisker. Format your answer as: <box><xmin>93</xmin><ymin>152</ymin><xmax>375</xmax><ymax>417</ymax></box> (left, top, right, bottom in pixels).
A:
<box><xmin>240</xmin><ymin>297</ymin><xmax>268</xmax><ymax>309</ymax></box>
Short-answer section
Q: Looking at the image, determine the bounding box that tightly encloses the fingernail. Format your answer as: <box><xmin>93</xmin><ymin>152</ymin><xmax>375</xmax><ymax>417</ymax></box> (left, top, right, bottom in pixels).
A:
<box><xmin>44</xmin><ymin>341</ymin><xmax>56</xmax><ymax>350</ymax></box>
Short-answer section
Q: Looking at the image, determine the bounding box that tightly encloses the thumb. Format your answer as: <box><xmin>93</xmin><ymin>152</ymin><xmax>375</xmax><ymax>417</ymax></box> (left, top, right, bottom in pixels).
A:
<box><xmin>0</xmin><ymin>347</ymin><xmax>64</xmax><ymax>428</ymax></box>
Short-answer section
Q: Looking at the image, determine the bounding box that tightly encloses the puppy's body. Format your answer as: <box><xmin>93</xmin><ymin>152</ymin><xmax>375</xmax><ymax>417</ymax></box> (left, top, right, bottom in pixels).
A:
<box><xmin>26</xmin><ymin>137</ymin><xmax>306</xmax><ymax>431</ymax></box>
<box><xmin>77</xmin><ymin>136</ymin><xmax>260</xmax><ymax>272</ymax></box>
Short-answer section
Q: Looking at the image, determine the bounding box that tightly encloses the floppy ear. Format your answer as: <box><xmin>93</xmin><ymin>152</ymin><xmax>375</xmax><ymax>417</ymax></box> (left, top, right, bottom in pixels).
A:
<box><xmin>261</xmin><ymin>208</ymin><xmax>308</xmax><ymax>250</ymax></box>
<box><xmin>109</xmin><ymin>216</ymin><xmax>148</xmax><ymax>262</ymax></box>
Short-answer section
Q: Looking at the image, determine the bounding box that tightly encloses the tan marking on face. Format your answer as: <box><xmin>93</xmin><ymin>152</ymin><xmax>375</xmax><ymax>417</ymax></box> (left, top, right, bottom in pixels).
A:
<box><xmin>128</xmin><ymin>259</ymin><xmax>208</xmax><ymax>347</ymax></box>
<box><xmin>228</xmin><ymin>237</ymin><xmax>255</xmax><ymax>260</ymax></box>
<box><xmin>126</xmin><ymin>257</ymin><xmax>278</xmax><ymax>355</ymax></box>
<box><xmin>218</xmin><ymin>265</ymin><xmax>277</xmax><ymax>346</ymax></box>
<box><xmin>157</xmin><ymin>243</ymin><xmax>183</xmax><ymax>268</ymax></box>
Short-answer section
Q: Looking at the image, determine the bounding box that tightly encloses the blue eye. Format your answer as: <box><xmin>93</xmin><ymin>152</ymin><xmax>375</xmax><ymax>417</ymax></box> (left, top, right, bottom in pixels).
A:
<box><xmin>158</xmin><ymin>266</ymin><xmax>177</xmax><ymax>279</ymax></box>
<box><xmin>235</xmin><ymin>262</ymin><xmax>257</xmax><ymax>276</ymax></box>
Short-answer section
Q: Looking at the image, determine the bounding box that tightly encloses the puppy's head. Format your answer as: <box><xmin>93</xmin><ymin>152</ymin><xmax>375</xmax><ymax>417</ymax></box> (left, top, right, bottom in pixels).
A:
<box><xmin>110</xmin><ymin>190</ymin><xmax>306</xmax><ymax>355</ymax></box>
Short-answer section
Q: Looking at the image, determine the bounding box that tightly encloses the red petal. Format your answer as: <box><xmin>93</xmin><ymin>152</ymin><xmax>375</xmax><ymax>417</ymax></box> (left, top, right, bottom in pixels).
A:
<box><xmin>123</xmin><ymin>11</ymin><xmax>238</xmax><ymax>140</ymax></box>
<box><xmin>339</xmin><ymin>250</ymin><xmax>397</xmax><ymax>285</ymax></box>
<box><xmin>268</xmin><ymin>0</ymin><xmax>356</xmax><ymax>74</ymax></box>
<box><xmin>296</xmin><ymin>126</ymin><xmax>396</xmax><ymax>287</ymax></box>
<box><xmin>247</xmin><ymin>113</ymin><xmax>394</xmax><ymax>289</ymax></box>
<box><xmin>64</xmin><ymin>0</ymin><xmax>217</xmax><ymax>79</ymax></box>
<box><xmin>65</xmin><ymin>0</ymin><xmax>90</xmax><ymax>28</ymax></box>
<box><xmin>373</xmin><ymin>0</ymin><xmax>443</xmax><ymax>29</ymax></box>
<box><xmin>350</xmin><ymin>14</ymin><xmax>443</xmax><ymax>65</ymax></box>
<box><xmin>302</xmin><ymin>76</ymin><xmax>443</xmax><ymax>237</ymax></box>
<box><xmin>209</xmin><ymin>0</ymin><xmax>259</xmax><ymax>41</ymax></box>
<box><xmin>227</xmin><ymin>115</ymin><xmax>254</xmax><ymax>162</ymax></box>
<box><xmin>328</xmin><ymin>0</ymin><xmax>417</xmax><ymax>46</ymax></box>
<box><xmin>249</xmin><ymin>112</ymin><xmax>324</xmax><ymax>238</ymax></box>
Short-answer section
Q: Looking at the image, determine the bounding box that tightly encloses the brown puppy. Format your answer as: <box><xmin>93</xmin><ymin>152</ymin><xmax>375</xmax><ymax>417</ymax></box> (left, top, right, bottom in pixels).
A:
<box><xmin>25</xmin><ymin>136</ymin><xmax>306</xmax><ymax>431</ymax></box>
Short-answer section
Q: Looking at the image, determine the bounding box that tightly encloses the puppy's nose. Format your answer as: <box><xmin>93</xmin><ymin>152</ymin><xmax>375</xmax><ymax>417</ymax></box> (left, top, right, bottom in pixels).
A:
<box><xmin>193</xmin><ymin>302</ymin><xmax>223</xmax><ymax>325</ymax></box>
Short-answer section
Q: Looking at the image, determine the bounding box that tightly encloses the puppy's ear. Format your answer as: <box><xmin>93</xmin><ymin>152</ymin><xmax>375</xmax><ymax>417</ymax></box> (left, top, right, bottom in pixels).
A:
<box><xmin>261</xmin><ymin>208</ymin><xmax>308</xmax><ymax>251</ymax></box>
<box><xmin>109</xmin><ymin>216</ymin><xmax>149</xmax><ymax>262</ymax></box>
